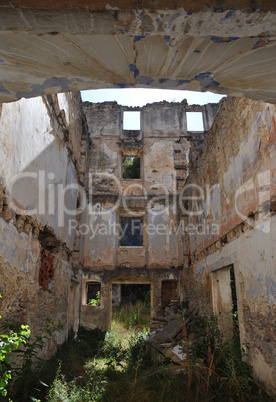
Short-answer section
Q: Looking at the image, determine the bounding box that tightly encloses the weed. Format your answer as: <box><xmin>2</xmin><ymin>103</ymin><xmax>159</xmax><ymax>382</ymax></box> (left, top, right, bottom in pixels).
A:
<box><xmin>88</xmin><ymin>291</ymin><xmax>101</xmax><ymax>306</ymax></box>
<box><xmin>181</xmin><ymin>313</ymin><xmax>271</xmax><ymax>401</ymax></box>
<box><xmin>113</xmin><ymin>300</ymin><xmax>151</xmax><ymax>329</ymax></box>
<box><xmin>0</xmin><ymin>294</ymin><xmax>30</xmax><ymax>398</ymax></box>
<box><xmin>1</xmin><ymin>318</ymin><xmax>63</xmax><ymax>401</ymax></box>
<box><xmin>5</xmin><ymin>304</ymin><xmax>271</xmax><ymax>402</ymax></box>
<box><xmin>46</xmin><ymin>308</ymin><xmax>272</xmax><ymax>402</ymax></box>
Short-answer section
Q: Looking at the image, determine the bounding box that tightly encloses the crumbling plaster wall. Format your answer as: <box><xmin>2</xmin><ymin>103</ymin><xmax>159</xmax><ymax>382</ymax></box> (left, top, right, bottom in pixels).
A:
<box><xmin>0</xmin><ymin>92</ymin><xmax>89</xmax><ymax>355</ymax></box>
<box><xmin>0</xmin><ymin>216</ymin><xmax>72</xmax><ymax>354</ymax></box>
<box><xmin>80</xmin><ymin>267</ymin><xmax>181</xmax><ymax>331</ymax></box>
<box><xmin>82</xmin><ymin>100</ymin><xmax>218</xmax><ymax>269</ymax></box>
<box><xmin>182</xmin><ymin>96</ymin><xmax>276</xmax><ymax>395</ymax></box>
<box><xmin>79</xmin><ymin>100</ymin><xmax>218</xmax><ymax>330</ymax></box>
<box><xmin>0</xmin><ymin>93</ymin><xmax>88</xmax><ymax>243</ymax></box>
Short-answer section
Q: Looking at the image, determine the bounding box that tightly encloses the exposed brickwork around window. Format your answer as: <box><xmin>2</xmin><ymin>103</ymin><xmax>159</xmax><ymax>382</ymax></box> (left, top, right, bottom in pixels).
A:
<box><xmin>39</xmin><ymin>249</ymin><xmax>54</xmax><ymax>291</ymax></box>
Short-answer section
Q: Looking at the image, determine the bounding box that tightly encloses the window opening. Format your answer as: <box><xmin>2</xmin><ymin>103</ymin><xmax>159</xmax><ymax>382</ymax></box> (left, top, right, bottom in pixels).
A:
<box><xmin>120</xmin><ymin>216</ymin><xmax>143</xmax><ymax>246</ymax></box>
<box><xmin>87</xmin><ymin>282</ymin><xmax>101</xmax><ymax>306</ymax></box>
<box><xmin>123</xmin><ymin>111</ymin><xmax>141</xmax><ymax>130</ymax></box>
<box><xmin>122</xmin><ymin>156</ymin><xmax>140</xmax><ymax>179</ymax></box>
<box><xmin>186</xmin><ymin>111</ymin><xmax>204</xmax><ymax>131</ymax></box>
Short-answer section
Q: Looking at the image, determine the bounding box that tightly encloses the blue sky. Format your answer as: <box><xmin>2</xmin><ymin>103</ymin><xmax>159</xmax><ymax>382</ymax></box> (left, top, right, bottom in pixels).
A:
<box><xmin>81</xmin><ymin>88</ymin><xmax>225</xmax><ymax>107</ymax></box>
<box><xmin>81</xmin><ymin>88</ymin><xmax>225</xmax><ymax>131</ymax></box>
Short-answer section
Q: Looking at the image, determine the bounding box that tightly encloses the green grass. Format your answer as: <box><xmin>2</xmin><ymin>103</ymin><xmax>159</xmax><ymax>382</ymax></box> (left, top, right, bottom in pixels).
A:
<box><xmin>6</xmin><ymin>305</ymin><xmax>273</xmax><ymax>402</ymax></box>
<box><xmin>46</xmin><ymin>321</ymin><xmax>152</xmax><ymax>402</ymax></box>
<box><xmin>46</xmin><ymin>325</ymin><xmax>188</xmax><ymax>402</ymax></box>
<box><xmin>112</xmin><ymin>300</ymin><xmax>151</xmax><ymax>330</ymax></box>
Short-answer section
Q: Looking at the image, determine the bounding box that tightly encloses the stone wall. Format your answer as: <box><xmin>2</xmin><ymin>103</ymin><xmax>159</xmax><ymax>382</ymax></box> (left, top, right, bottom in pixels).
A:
<box><xmin>79</xmin><ymin>100</ymin><xmax>218</xmax><ymax>330</ymax></box>
<box><xmin>0</xmin><ymin>93</ymin><xmax>89</xmax><ymax>356</ymax></box>
<box><xmin>80</xmin><ymin>266</ymin><xmax>181</xmax><ymax>331</ymax></box>
<box><xmin>2</xmin><ymin>92</ymin><xmax>275</xmax><ymax>396</ymax></box>
<box><xmin>182</xmin><ymin>96</ymin><xmax>276</xmax><ymax>395</ymax></box>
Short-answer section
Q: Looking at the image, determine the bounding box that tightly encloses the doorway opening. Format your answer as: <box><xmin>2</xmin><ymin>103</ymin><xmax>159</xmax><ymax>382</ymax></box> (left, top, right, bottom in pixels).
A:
<box><xmin>230</xmin><ymin>265</ymin><xmax>239</xmax><ymax>337</ymax></box>
<box><xmin>211</xmin><ymin>264</ymin><xmax>240</xmax><ymax>339</ymax></box>
<box><xmin>112</xmin><ymin>283</ymin><xmax>151</xmax><ymax>329</ymax></box>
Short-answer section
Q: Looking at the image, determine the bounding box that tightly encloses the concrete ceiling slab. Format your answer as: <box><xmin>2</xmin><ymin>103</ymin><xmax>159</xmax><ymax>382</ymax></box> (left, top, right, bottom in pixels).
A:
<box><xmin>0</xmin><ymin>3</ymin><xmax>275</xmax><ymax>102</ymax></box>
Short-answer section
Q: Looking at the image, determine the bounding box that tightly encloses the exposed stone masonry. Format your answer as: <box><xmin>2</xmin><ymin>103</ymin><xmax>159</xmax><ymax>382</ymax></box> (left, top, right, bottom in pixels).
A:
<box><xmin>182</xmin><ymin>96</ymin><xmax>276</xmax><ymax>395</ymax></box>
<box><xmin>0</xmin><ymin>94</ymin><xmax>275</xmax><ymax>396</ymax></box>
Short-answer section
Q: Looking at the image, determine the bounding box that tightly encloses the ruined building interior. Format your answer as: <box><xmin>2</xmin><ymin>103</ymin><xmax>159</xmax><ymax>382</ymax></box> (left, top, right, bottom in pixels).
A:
<box><xmin>0</xmin><ymin>0</ymin><xmax>275</xmax><ymax>398</ymax></box>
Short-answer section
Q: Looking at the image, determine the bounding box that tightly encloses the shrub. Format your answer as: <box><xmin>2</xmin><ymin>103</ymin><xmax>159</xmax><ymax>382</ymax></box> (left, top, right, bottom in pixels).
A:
<box><xmin>0</xmin><ymin>305</ymin><xmax>63</xmax><ymax>401</ymax></box>
<box><xmin>0</xmin><ymin>295</ymin><xmax>30</xmax><ymax>398</ymax></box>
<box><xmin>182</xmin><ymin>314</ymin><xmax>269</xmax><ymax>401</ymax></box>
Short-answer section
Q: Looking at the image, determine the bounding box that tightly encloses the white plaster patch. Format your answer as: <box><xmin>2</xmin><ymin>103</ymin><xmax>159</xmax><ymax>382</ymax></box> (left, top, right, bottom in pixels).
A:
<box><xmin>223</xmin><ymin>111</ymin><xmax>263</xmax><ymax>195</ymax></box>
<box><xmin>0</xmin><ymin>216</ymin><xmax>39</xmax><ymax>275</ymax></box>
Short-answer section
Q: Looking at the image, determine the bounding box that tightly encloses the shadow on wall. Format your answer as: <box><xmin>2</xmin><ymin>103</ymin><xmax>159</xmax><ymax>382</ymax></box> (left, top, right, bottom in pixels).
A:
<box><xmin>7</xmin><ymin>139</ymin><xmax>79</xmax><ymax>247</ymax></box>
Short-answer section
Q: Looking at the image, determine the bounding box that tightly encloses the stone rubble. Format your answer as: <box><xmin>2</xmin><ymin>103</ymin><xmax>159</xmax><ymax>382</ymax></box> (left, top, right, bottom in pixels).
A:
<box><xmin>148</xmin><ymin>301</ymin><xmax>199</xmax><ymax>367</ymax></box>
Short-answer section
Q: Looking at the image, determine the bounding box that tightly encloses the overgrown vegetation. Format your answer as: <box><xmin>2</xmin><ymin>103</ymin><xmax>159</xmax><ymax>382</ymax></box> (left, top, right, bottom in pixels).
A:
<box><xmin>181</xmin><ymin>314</ymin><xmax>259</xmax><ymax>401</ymax></box>
<box><xmin>88</xmin><ymin>291</ymin><xmax>101</xmax><ymax>306</ymax></box>
<box><xmin>0</xmin><ymin>295</ymin><xmax>30</xmax><ymax>398</ymax></box>
<box><xmin>113</xmin><ymin>296</ymin><xmax>151</xmax><ymax>329</ymax></box>
<box><xmin>46</xmin><ymin>315</ymin><xmax>271</xmax><ymax>402</ymax></box>
<box><xmin>0</xmin><ymin>310</ymin><xmax>63</xmax><ymax>401</ymax></box>
<box><xmin>0</xmin><ymin>297</ymin><xmax>272</xmax><ymax>401</ymax></box>
<box><xmin>7</xmin><ymin>319</ymin><xmax>63</xmax><ymax>401</ymax></box>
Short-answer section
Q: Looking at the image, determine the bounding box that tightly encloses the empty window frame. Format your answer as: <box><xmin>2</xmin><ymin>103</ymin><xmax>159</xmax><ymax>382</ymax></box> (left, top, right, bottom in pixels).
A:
<box><xmin>122</xmin><ymin>156</ymin><xmax>141</xmax><ymax>179</ymax></box>
<box><xmin>186</xmin><ymin>112</ymin><xmax>204</xmax><ymax>132</ymax></box>
<box><xmin>123</xmin><ymin>111</ymin><xmax>141</xmax><ymax>130</ymax></box>
<box><xmin>87</xmin><ymin>282</ymin><xmax>101</xmax><ymax>306</ymax></box>
<box><xmin>120</xmin><ymin>216</ymin><xmax>143</xmax><ymax>247</ymax></box>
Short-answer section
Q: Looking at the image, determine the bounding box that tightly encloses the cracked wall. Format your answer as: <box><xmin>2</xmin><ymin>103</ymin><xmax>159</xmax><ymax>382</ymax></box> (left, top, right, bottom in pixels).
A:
<box><xmin>80</xmin><ymin>99</ymin><xmax>218</xmax><ymax>330</ymax></box>
<box><xmin>0</xmin><ymin>3</ymin><xmax>275</xmax><ymax>103</ymax></box>
<box><xmin>0</xmin><ymin>92</ymin><xmax>89</xmax><ymax>356</ymax></box>
<box><xmin>0</xmin><ymin>91</ymin><xmax>275</xmax><ymax>396</ymax></box>
<box><xmin>182</xmin><ymin>96</ymin><xmax>276</xmax><ymax>396</ymax></box>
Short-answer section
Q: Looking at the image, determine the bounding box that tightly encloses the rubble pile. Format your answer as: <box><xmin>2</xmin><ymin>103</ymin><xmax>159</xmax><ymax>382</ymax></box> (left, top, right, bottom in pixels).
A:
<box><xmin>148</xmin><ymin>302</ymin><xmax>199</xmax><ymax>366</ymax></box>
